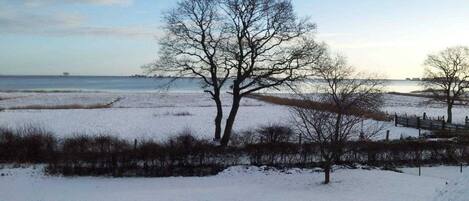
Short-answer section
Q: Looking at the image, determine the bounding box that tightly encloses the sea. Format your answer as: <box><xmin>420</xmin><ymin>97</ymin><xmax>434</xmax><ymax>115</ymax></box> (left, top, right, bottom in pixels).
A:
<box><xmin>0</xmin><ymin>76</ymin><xmax>423</xmax><ymax>93</ymax></box>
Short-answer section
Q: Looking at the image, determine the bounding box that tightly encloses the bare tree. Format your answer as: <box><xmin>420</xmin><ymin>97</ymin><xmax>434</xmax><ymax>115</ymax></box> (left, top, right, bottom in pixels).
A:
<box><xmin>423</xmin><ymin>46</ymin><xmax>469</xmax><ymax>123</ymax></box>
<box><xmin>149</xmin><ymin>0</ymin><xmax>325</xmax><ymax>145</ymax></box>
<box><xmin>292</xmin><ymin>55</ymin><xmax>383</xmax><ymax>184</ymax></box>
<box><xmin>146</xmin><ymin>0</ymin><xmax>230</xmax><ymax>140</ymax></box>
<box><xmin>218</xmin><ymin>0</ymin><xmax>325</xmax><ymax>146</ymax></box>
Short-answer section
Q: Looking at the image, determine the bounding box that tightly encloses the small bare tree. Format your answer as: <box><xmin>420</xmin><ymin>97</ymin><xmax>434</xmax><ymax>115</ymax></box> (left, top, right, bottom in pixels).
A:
<box><xmin>292</xmin><ymin>55</ymin><xmax>383</xmax><ymax>184</ymax></box>
<box><xmin>423</xmin><ymin>46</ymin><xmax>469</xmax><ymax>123</ymax></box>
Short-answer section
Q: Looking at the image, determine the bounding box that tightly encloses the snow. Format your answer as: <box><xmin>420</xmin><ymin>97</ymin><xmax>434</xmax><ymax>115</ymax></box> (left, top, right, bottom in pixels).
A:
<box><xmin>1</xmin><ymin>92</ymin><xmax>469</xmax><ymax>200</ymax></box>
<box><xmin>0</xmin><ymin>106</ymin><xmax>287</xmax><ymax>140</ymax></box>
<box><xmin>399</xmin><ymin>165</ymin><xmax>468</xmax><ymax>181</ymax></box>
<box><xmin>0</xmin><ymin>165</ymin><xmax>445</xmax><ymax>201</ymax></box>
<box><xmin>0</xmin><ymin>92</ymin><xmax>281</xmax><ymax>139</ymax></box>
<box><xmin>398</xmin><ymin>165</ymin><xmax>469</xmax><ymax>201</ymax></box>
<box><xmin>433</xmin><ymin>174</ymin><xmax>469</xmax><ymax>201</ymax></box>
<box><xmin>399</xmin><ymin>165</ymin><xmax>469</xmax><ymax>201</ymax></box>
<box><xmin>0</xmin><ymin>92</ymin><xmax>443</xmax><ymax>140</ymax></box>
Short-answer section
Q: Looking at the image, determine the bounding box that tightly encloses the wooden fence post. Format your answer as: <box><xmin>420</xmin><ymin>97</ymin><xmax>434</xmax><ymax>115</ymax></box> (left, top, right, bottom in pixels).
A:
<box><xmin>418</xmin><ymin>163</ymin><xmax>422</xmax><ymax>176</ymax></box>
<box><xmin>417</xmin><ymin>117</ymin><xmax>421</xmax><ymax>136</ymax></box>
<box><xmin>298</xmin><ymin>133</ymin><xmax>302</xmax><ymax>145</ymax></box>
<box><xmin>386</xmin><ymin>130</ymin><xmax>390</xmax><ymax>141</ymax></box>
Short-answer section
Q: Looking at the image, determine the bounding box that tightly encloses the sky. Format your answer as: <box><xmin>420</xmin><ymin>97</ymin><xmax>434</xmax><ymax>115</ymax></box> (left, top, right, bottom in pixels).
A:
<box><xmin>0</xmin><ymin>0</ymin><xmax>469</xmax><ymax>79</ymax></box>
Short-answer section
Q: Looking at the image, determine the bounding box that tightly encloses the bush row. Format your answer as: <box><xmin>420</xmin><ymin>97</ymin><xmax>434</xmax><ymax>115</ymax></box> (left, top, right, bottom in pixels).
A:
<box><xmin>1</xmin><ymin>125</ymin><xmax>469</xmax><ymax>177</ymax></box>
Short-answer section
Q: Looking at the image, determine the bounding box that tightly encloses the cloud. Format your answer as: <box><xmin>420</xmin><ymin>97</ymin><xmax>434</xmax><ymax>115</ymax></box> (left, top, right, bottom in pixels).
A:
<box><xmin>23</xmin><ymin>0</ymin><xmax>133</xmax><ymax>6</ymax></box>
<box><xmin>316</xmin><ymin>32</ymin><xmax>353</xmax><ymax>38</ymax></box>
<box><xmin>0</xmin><ymin>4</ymin><xmax>158</xmax><ymax>38</ymax></box>
<box><xmin>47</xmin><ymin>26</ymin><xmax>159</xmax><ymax>38</ymax></box>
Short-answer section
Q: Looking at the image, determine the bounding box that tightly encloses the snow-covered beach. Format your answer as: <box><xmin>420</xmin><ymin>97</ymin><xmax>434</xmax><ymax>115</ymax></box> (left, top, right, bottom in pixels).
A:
<box><xmin>1</xmin><ymin>91</ymin><xmax>459</xmax><ymax>140</ymax></box>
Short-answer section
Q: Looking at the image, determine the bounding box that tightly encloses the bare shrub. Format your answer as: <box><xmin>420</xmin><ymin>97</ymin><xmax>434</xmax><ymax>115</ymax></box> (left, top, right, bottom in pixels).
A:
<box><xmin>256</xmin><ymin>124</ymin><xmax>294</xmax><ymax>144</ymax></box>
<box><xmin>1</xmin><ymin>125</ymin><xmax>468</xmax><ymax>177</ymax></box>
<box><xmin>229</xmin><ymin>130</ymin><xmax>257</xmax><ymax>147</ymax></box>
<box><xmin>0</xmin><ymin>126</ymin><xmax>57</xmax><ymax>163</ymax></box>
<box><xmin>52</xmin><ymin>134</ymin><xmax>134</xmax><ymax>176</ymax></box>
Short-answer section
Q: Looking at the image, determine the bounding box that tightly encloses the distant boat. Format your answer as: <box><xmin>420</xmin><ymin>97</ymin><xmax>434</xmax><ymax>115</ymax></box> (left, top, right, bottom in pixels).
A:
<box><xmin>130</xmin><ymin>74</ymin><xmax>148</xmax><ymax>78</ymax></box>
<box><xmin>63</xmin><ymin>72</ymin><xmax>70</xmax><ymax>76</ymax></box>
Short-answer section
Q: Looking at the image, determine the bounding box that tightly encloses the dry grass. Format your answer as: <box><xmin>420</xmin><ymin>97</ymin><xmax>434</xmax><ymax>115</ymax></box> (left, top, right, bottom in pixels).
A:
<box><xmin>387</xmin><ymin>92</ymin><xmax>436</xmax><ymax>99</ymax></box>
<box><xmin>9</xmin><ymin>104</ymin><xmax>111</xmax><ymax>110</ymax></box>
<box><xmin>7</xmin><ymin>97</ymin><xmax>122</xmax><ymax>110</ymax></box>
<box><xmin>247</xmin><ymin>94</ymin><xmax>389</xmax><ymax>121</ymax></box>
<box><xmin>0</xmin><ymin>96</ymin><xmax>22</xmax><ymax>101</ymax></box>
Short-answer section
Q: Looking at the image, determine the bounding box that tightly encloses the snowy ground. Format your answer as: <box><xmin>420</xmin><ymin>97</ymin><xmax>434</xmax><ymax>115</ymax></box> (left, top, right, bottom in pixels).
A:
<box><xmin>0</xmin><ymin>92</ymin><xmax>436</xmax><ymax>140</ymax></box>
<box><xmin>0</xmin><ymin>165</ymin><xmax>447</xmax><ymax>201</ymax></box>
<box><xmin>1</xmin><ymin>92</ymin><xmax>469</xmax><ymax>201</ymax></box>
<box><xmin>433</xmin><ymin>174</ymin><xmax>469</xmax><ymax>201</ymax></box>
<box><xmin>399</xmin><ymin>165</ymin><xmax>469</xmax><ymax>201</ymax></box>
<box><xmin>0</xmin><ymin>92</ymin><xmax>286</xmax><ymax>140</ymax></box>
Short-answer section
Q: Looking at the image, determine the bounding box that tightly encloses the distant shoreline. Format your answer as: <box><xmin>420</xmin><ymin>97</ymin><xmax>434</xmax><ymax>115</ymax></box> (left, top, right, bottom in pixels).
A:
<box><xmin>0</xmin><ymin>75</ymin><xmax>416</xmax><ymax>81</ymax></box>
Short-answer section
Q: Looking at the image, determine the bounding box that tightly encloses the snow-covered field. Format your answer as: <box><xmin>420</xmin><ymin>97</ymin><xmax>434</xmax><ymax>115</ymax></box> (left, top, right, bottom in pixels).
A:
<box><xmin>1</xmin><ymin>92</ymin><xmax>469</xmax><ymax>201</ymax></box>
<box><xmin>0</xmin><ymin>92</ymin><xmax>286</xmax><ymax>140</ymax></box>
<box><xmin>0</xmin><ymin>165</ymin><xmax>450</xmax><ymax>201</ymax></box>
<box><xmin>0</xmin><ymin>92</ymin><xmax>439</xmax><ymax>140</ymax></box>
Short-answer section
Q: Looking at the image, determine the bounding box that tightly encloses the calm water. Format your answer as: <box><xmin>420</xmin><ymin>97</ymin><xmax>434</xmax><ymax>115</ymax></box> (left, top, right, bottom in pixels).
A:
<box><xmin>0</xmin><ymin>76</ymin><xmax>422</xmax><ymax>93</ymax></box>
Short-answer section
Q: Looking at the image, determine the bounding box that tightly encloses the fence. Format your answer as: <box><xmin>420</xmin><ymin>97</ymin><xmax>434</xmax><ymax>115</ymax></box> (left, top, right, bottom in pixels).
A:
<box><xmin>394</xmin><ymin>113</ymin><xmax>469</xmax><ymax>133</ymax></box>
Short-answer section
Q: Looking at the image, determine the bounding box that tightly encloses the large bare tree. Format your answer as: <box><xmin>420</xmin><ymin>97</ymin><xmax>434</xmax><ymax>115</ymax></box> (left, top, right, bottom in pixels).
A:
<box><xmin>292</xmin><ymin>55</ymin><xmax>383</xmax><ymax>184</ymax></box>
<box><xmin>149</xmin><ymin>0</ymin><xmax>324</xmax><ymax>145</ymax></box>
<box><xmin>423</xmin><ymin>46</ymin><xmax>469</xmax><ymax>123</ymax></box>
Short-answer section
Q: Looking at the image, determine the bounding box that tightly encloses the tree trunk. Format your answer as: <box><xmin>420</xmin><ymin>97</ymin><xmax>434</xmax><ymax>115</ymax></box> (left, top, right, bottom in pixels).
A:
<box><xmin>213</xmin><ymin>92</ymin><xmax>223</xmax><ymax>141</ymax></box>
<box><xmin>324</xmin><ymin>163</ymin><xmax>331</xmax><ymax>184</ymax></box>
<box><xmin>447</xmin><ymin>104</ymin><xmax>453</xmax><ymax>123</ymax></box>
<box><xmin>447</xmin><ymin>105</ymin><xmax>453</xmax><ymax>123</ymax></box>
<box><xmin>445</xmin><ymin>90</ymin><xmax>453</xmax><ymax>124</ymax></box>
<box><xmin>333</xmin><ymin>113</ymin><xmax>342</xmax><ymax>163</ymax></box>
<box><xmin>220</xmin><ymin>94</ymin><xmax>241</xmax><ymax>146</ymax></box>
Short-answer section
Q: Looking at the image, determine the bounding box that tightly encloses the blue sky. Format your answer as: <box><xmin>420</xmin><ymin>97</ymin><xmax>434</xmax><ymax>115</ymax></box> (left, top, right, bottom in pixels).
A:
<box><xmin>1</xmin><ymin>0</ymin><xmax>469</xmax><ymax>78</ymax></box>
